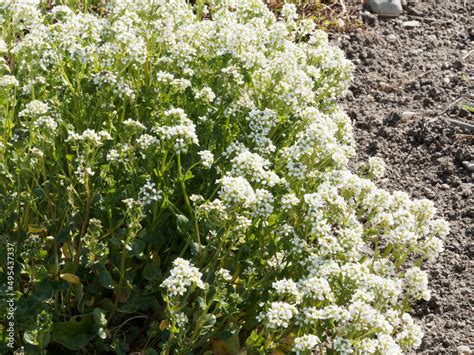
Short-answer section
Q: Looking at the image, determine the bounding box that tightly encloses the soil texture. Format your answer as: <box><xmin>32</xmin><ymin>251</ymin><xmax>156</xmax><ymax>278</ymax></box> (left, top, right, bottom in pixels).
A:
<box><xmin>331</xmin><ymin>1</ymin><xmax>473</xmax><ymax>352</ymax></box>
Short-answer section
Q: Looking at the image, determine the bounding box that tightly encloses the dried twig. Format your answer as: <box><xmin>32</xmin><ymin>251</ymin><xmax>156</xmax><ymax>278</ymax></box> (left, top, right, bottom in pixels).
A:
<box><xmin>463</xmin><ymin>49</ymin><xmax>473</xmax><ymax>60</ymax></box>
<box><xmin>406</xmin><ymin>15</ymin><xmax>438</xmax><ymax>22</ymax></box>
<box><xmin>339</xmin><ymin>0</ymin><xmax>347</xmax><ymax>17</ymax></box>
<box><xmin>454</xmin><ymin>134</ymin><xmax>474</xmax><ymax>141</ymax></box>
<box><xmin>446</xmin><ymin>118</ymin><xmax>474</xmax><ymax>130</ymax></box>
<box><xmin>436</xmin><ymin>96</ymin><xmax>466</xmax><ymax>117</ymax></box>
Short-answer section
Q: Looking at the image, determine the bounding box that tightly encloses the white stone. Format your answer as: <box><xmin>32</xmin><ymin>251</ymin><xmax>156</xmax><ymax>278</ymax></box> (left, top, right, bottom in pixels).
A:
<box><xmin>366</xmin><ymin>0</ymin><xmax>403</xmax><ymax>17</ymax></box>
<box><xmin>402</xmin><ymin>20</ymin><xmax>421</xmax><ymax>28</ymax></box>
<box><xmin>386</xmin><ymin>34</ymin><xmax>397</xmax><ymax>43</ymax></box>
<box><xmin>456</xmin><ymin>345</ymin><xmax>471</xmax><ymax>354</ymax></box>
<box><xmin>401</xmin><ymin>111</ymin><xmax>417</xmax><ymax>119</ymax></box>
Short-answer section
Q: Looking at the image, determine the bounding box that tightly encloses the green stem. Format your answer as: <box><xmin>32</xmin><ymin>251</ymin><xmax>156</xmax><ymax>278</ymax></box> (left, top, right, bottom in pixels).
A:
<box><xmin>177</xmin><ymin>153</ymin><xmax>201</xmax><ymax>256</ymax></box>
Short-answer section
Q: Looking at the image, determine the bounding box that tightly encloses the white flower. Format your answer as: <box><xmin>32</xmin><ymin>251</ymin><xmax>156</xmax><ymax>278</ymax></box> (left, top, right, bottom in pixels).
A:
<box><xmin>123</xmin><ymin>118</ymin><xmax>146</xmax><ymax>130</ymax></box>
<box><xmin>34</xmin><ymin>116</ymin><xmax>58</xmax><ymax>131</ymax></box>
<box><xmin>136</xmin><ymin>134</ymin><xmax>158</xmax><ymax>150</ymax></box>
<box><xmin>194</xmin><ymin>87</ymin><xmax>215</xmax><ymax>103</ymax></box>
<box><xmin>19</xmin><ymin>100</ymin><xmax>49</xmax><ymax>117</ymax></box>
<box><xmin>422</xmin><ymin>236</ymin><xmax>444</xmax><ymax>261</ymax></box>
<box><xmin>173</xmin><ymin>311</ymin><xmax>188</xmax><ymax>328</ymax></box>
<box><xmin>198</xmin><ymin>150</ymin><xmax>214</xmax><ymax>168</ymax></box>
<box><xmin>259</xmin><ymin>301</ymin><xmax>298</xmax><ymax>329</ymax></box>
<box><xmin>298</xmin><ymin>276</ymin><xmax>333</xmax><ymax>302</ymax></box>
<box><xmin>396</xmin><ymin>313</ymin><xmax>423</xmax><ymax>350</ymax></box>
<box><xmin>317</xmin><ymin>305</ymin><xmax>349</xmax><ymax>322</ymax></box>
<box><xmin>281</xmin><ymin>193</ymin><xmax>300</xmax><ymax>210</ymax></box>
<box><xmin>272</xmin><ymin>279</ymin><xmax>301</xmax><ymax>301</ymax></box>
<box><xmin>218</xmin><ymin>175</ymin><xmax>256</xmax><ymax>208</ymax></box>
<box><xmin>107</xmin><ymin>149</ymin><xmax>120</xmax><ymax>162</ymax></box>
<box><xmin>281</xmin><ymin>3</ymin><xmax>298</xmax><ymax>22</ymax></box>
<box><xmin>430</xmin><ymin>219</ymin><xmax>450</xmax><ymax>238</ymax></box>
<box><xmin>189</xmin><ymin>194</ymin><xmax>204</xmax><ymax>203</ymax></box>
<box><xmin>377</xmin><ymin>334</ymin><xmax>402</xmax><ymax>354</ymax></box>
<box><xmin>230</xmin><ymin>150</ymin><xmax>281</xmax><ymax>187</ymax></box>
<box><xmin>161</xmin><ymin>258</ymin><xmax>204</xmax><ymax>297</ymax></box>
<box><xmin>217</xmin><ymin>268</ymin><xmax>232</xmax><ymax>282</ymax></box>
<box><xmin>367</xmin><ymin>156</ymin><xmax>386</xmax><ymax>179</ymax></box>
<box><xmin>404</xmin><ymin>267</ymin><xmax>431</xmax><ymax>301</ymax></box>
<box><xmin>333</xmin><ymin>336</ymin><xmax>353</xmax><ymax>354</ymax></box>
<box><xmin>138</xmin><ymin>179</ymin><xmax>162</xmax><ymax>206</ymax></box>
<box><xmin>0</xmin><ymin>75</ymin><xmax>19</xmax><ymax>87</ymax></box>
<box><xmin>252</xmin><ymin>188</ymin><xmax>274</xmax><ymax>218</ymax></box>
<box><xmin>293</xmin><ymin>334</ymin><xmax>320</xmax><ymax>352</ymax></box>
<box><xmin>67</xmin><ymin>129</ymin><xmax>111</xmax><ymax>146</ymax></box>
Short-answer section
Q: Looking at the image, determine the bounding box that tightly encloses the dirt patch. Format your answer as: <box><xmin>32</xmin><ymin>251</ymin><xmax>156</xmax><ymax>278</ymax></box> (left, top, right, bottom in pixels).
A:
<box><xmin>331</xmin><ymin>1</ymin><xmax>473</xmax><ymax>353</ymax></box>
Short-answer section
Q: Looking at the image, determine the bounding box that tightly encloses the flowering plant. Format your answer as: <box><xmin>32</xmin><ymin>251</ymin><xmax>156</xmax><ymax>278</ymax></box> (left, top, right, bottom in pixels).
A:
<box><xmin>0</xmin><ymin>0</ymin><xmax>447</xmax><ymax>354</ymax></box>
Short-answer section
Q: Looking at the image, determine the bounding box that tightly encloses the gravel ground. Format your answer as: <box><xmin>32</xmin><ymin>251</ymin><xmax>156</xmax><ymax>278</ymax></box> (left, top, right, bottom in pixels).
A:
<box><xmin>329</xmin><ymin>1</ymin><xmax>473</xmax><ymax>352</ymax></box>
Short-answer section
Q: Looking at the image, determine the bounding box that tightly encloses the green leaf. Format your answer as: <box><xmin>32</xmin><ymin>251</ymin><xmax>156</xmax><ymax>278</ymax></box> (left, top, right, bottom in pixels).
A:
<box><xmin>143</xmin><ymin>263</ymin><xmax>161</xmax><ymax>281</ymax></box>
<box><xmin>34</xmin><ymin>280</ymin><xmax>54</xmax><ymax>301</ymax></box>
<box><xmin>461</xmin><ymin>102</ymin><xmax>474</xmax><ymax>112</ymax></box>
<box><xmin>71</xmin><ymin>283</ymin><xmax>84</xmax><ymax>305</ymax></box>
<box><xmin>218</xmin><ymin>328</ymin><xmax>241</xmax><ymax>354</ymax></box>
<box><xmin>93</xmin><ymin>307</ymin><xmax>107</xmax><ymax>328</ymax></box>
<box><xmin>183</xmin><ymin>170</ymin><xmax>194</xmax><ymax>182</ymax></box>
<box><xmin>176</xmin><ymin>214</ymin><xmax>190</xmax><ymax>235</ymax></box>
<box><xmin>97</xmin><ymin>263</ymin><xmax>115</xmax><ymax>289</ymax></box>
<box><xmin>60</xmin><ymin>273</ymin><xmax>81</xmax><ymax>284</ymax></box>
<box><xmin>52</xmin><ymin>314</ymin><xmax>95</xmax><ymax>350</ymax></box>
<box><xmin>129</xmin><ymin>238</ymin><xmax>146</xmax><ymax>256</ymax></box>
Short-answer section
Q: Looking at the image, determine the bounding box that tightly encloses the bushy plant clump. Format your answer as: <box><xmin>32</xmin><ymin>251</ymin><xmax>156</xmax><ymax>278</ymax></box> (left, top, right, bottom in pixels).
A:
<box><xmin>0</xmin><ymin>0</ymin><xmax>448</xmax><ymax>353</ymax></box>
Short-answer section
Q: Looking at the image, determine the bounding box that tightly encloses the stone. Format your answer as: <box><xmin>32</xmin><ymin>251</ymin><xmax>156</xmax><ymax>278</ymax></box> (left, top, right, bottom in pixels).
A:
<box><xmin>461</xmin><ymin>161</ymin><xmax>474</xmax><ymax>173</ymax></box>
<box><xmin>361</xmin><ymin>11</ymin><xmax>378</xmax><ymax>26</ymax></box>
<box><xmin>456</xmin><ymin>345</ymin><xmax>471</xmax><ymax>354</ymax></box>
<box><xmin>401</xmin><ymin>111</ymin><xmax>417</xmax><ymax>119</ymax></box>
<box><xmin>406</xmin><ymin>6</ymin><xmax>424</xmax><ymax>17</ymax></box>
<box><xmin>386</xmin><ymin>34</ymin><xmax>397</xmax><ymax>43</ymax></box>
<box><xmin>366</xmin><ymin>0</ymin><xmax>402</xmax><ymax>17</ymax></box>
<box><xmin>440</xmin><ymin>184</ymin><xmax>450</xmax><ymax>190</ymax></box>
<box><xmin>402</xmin><ymin>20</ymin><xmax>421</xmax><ymax>28</ymax></box>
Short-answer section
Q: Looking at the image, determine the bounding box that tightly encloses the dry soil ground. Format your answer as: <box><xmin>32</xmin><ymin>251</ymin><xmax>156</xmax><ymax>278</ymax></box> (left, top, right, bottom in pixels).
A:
<box><xmin>329</xmin><ymin>1</ymin><xmax>473</xmax><ymax>352</ymax></box>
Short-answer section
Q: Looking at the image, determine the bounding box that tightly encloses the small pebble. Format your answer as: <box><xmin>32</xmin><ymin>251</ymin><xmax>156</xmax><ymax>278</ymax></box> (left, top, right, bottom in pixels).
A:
<box><xmin>386</xmin><ymin>34</ymin><xmax>397</xmax><ymax>43</ymax></box>
<box><xmin>402</xmin><ymin>20</ymin><xmax>421</xmax><ymax>28</ymax></box>
<box><xmin>443</xmin><ymin>77</ymin><xmax>450</xmax><ymax>85</ymax></box>
<box><xmin>456</xmin><ymin>345</ymin><xmax>471</xmax><ymax>354</ymax></box>
<box><xmin>401</xmin><ymin>111</ymin><xmax>417</xmax><ymax>119</ymax></box>
<box><xmin>423</xmin><ymin>187</ymin><xmax>436</xmax><ymax>199</ymax></box>
<box><xmin>461</xmin><ymin>161</ymin><xmax>474</xmax><ymax>173</ymax></box>
<box><xmin>440</xmin><ymin>184</ymin><xmax>450</xmax><ymax>190</ymax></box>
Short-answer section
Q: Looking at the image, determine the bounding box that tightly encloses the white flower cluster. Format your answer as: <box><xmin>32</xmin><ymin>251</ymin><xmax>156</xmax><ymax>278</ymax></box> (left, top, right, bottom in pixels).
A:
<box><xmin>198</xmin><ymin>150</ymin><xmax>214</xmax><ymax>168</ymax></box>
<box><xmin>293</xmin><ymin>334</ymin><xmax>320</xmax><ymax>353</ymax></box>
<box><xmin>19</xmin><ymin>100</ymin><xmax>49</xmax><ymax>117</ymax></box>
<box><xmin>257</xmin><ymin>301</ymin><xmax>298</xmax><ymax>329</ymax></box>
<box><xmin>66</xmin><ymin>129</ymin><xmax>112</xmax><ymax>146</ymax></box>
<box><xmin>153</xmin><ymin>109</ymin><xmax>199</xmax><ymax>154</ymax></box>
<box><xmin>4</xmin><ymin>0</ymin><xmax>446</xmax><ymax>352</ymax></box>
<box><xmin>138</xmin><ymin>179</ymin><xmax>162</xmax><ymax>206</ymax></box>
<box><xmin>0</xmin><ymin>75</ymin><xmax>19</xmax><ymax>87</ymax></box>
<box><xmin>367</xmin><ymin>156</ymin><xmax>386</xmax><ymax>179</ymax></box>
<box><xmin>161</xmin><ymin>258</ymin><xmax>204</xmax><ymax>297</ymax></box>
